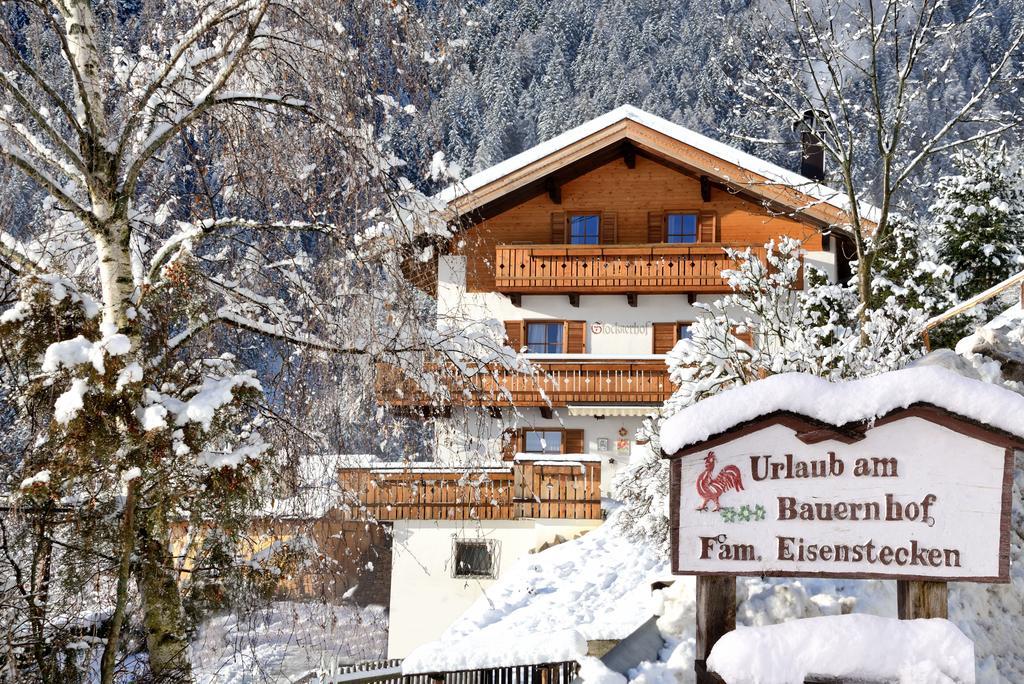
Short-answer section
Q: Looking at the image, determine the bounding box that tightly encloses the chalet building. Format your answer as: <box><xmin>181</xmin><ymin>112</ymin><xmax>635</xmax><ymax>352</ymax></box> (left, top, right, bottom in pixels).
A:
<box><xmin>362</xmin><ymin>105</ymin><xmax>864</xmax><ymax>659</ymax></box>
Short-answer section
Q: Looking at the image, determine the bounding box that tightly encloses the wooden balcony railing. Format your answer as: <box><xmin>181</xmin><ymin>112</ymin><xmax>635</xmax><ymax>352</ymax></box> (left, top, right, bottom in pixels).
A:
<box><xmin>337</xmin><ymin>461</ymin><xmax>601</xmax><ymax>521</ymax></box>
<box><xmin>473</xmin><ymin>359</ymin><xmax>672</xmax><ymax>407</ymax></box>
<box><xmin>376</xmin><ymin>358</ymin><xmax>674</xmax><ymax>408</ymax></box>
<box><xmin>494</xmin><ymin>242</ymin><xmax>767</xmax><ymax>294</ymax></box>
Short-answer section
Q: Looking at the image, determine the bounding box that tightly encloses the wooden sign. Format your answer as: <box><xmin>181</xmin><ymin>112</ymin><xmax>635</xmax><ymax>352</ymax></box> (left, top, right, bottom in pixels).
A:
<box><xmin>668</xmin><ymin>408</ymin><xmax>1014</xmax><ymax>582</ymax></box>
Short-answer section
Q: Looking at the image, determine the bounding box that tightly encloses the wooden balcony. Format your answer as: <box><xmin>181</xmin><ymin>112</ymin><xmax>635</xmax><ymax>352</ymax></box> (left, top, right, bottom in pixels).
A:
<box><xmin>336</xmin><ymin>461</ymin><xmax>602</xmax><ymax>521</ymax></box>
<box><xmin>377</xmin><ymin>358</ymin><xmax>673</xmax><ymax>409</ymax></box>
<box><xmin>494</xmin><ymin>242</ymin><xmax>767</xmax><ymax>294</ymax></box>
<box><xmin>474</xmin><ymin>358</ymin><xmax>672</xmax><ymax>407</ymax></box>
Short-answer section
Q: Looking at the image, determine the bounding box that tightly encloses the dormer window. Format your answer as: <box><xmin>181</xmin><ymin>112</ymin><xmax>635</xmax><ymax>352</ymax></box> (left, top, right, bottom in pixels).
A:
<box><xmin>666</xmin><ymin>213</ymin><xmax>699</xmax><ymax>243</ymax></box>
<box><xmin>569</xmin><ymin>214</ymin><xmax>600</xmax><ymax>244</ymax></box>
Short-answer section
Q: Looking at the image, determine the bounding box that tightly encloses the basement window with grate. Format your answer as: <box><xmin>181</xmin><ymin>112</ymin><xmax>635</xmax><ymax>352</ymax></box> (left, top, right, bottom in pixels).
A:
<box><xmin>452</xmin><ymin>539</ymin><xmax>499</xmax><ymax>579</ymax></box>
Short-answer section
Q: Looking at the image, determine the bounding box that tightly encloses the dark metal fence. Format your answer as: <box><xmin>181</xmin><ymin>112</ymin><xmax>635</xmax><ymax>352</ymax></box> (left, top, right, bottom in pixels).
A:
<box><xmin>308</xmin><ymin>659</ymin><xmax>580</xmax><ymax>684</ymax></box>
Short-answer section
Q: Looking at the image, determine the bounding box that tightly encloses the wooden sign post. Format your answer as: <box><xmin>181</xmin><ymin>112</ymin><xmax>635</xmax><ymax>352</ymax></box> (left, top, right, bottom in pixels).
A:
<box><xmin>664</xmin><ymin>404</ymin><xmax>1020</xmax><ymax>679</ymax></box>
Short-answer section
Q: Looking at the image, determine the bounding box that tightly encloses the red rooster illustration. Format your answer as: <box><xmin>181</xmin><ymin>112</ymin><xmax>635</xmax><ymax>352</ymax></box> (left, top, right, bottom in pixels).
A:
<box><xmin>696</xmin><ymin>451</ymin><xmax>744</xmax><ymax>512</ymax></box>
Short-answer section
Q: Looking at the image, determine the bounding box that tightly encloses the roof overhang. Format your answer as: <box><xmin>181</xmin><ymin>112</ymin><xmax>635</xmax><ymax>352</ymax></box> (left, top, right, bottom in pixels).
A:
<box><xmin>567</xmin><ymin>404</ymin><xmax>661</xmax><ymax>417</ymax></box>
<box><xmin>438</xmin><ymin>105</ymin><xmax>879</xmax><ymax>234</ymax></box>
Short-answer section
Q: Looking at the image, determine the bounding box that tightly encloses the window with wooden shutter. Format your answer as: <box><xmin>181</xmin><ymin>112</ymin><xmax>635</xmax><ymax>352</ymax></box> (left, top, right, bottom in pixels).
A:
<box><xmin>564</xmin><ymin>429</ymin><xmax>584</xmax><ymax>455</ymax></box>
<box><xmin>600</xmin><ymin>212</ymin><xmax>618</xmax><ymax>244</ymax></box>
<box><xmin>652</xmin><ymin>321</ymin><xmax>694</xmax><ymax>353</ymax></box>
<box><xmin>501</xmin><ymin>429</ymin><xmax>522</xmax><ymax>461</ymax></box>
<box><xmin>504</xmin><ymin>320</ymin><xmax>525</xmax><ymax>351</ymax></box>
<box><xmin>699</xmin><ymin>212</ymin><xmax>719</xmax><ymax>242</ymax></box>
<box><xmin>647</xmin><ymin>211</ymin><xmax>664</xmax><ymax>243</ymax></box>
<box><xmin>550</xmin><ymin>211</ymin><xmax>566</xmax><ymax>244</ymax></box>
<box><xmin>731</xmin><ymin>326</ymin><xmax>754</xmax><ymax>348</ymax></box>
<box><xmin>565</xmin><ymin>320</ymin><xmax>586</xmax><ymax>353</ymax></box>
<box><xmin>652</xmin><ymin>322</ymin><xmax>677</xmax><ymax>354</ymax></box>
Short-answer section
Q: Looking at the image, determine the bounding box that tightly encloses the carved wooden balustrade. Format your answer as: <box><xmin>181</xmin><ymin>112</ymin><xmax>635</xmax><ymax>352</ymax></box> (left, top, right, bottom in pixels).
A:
<box><xmin>376</xmin><ymin>358</ymin><xmax>674</xmax><ymax>408</ymax></box>
<box><xmin>494</xmin><ymin>242</ymin><xmax>776</xmax><ymax>294</ymax></box>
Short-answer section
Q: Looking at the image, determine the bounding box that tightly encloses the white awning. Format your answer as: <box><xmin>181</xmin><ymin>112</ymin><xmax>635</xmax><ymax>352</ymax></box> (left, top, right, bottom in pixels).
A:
<box><xmin>566</xmin><ymin>405</ymin><xmax>661</xmax><ymax>417</ymax></box>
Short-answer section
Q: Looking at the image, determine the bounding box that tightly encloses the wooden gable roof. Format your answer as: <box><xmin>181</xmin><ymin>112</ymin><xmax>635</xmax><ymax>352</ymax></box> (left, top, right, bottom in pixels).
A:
<box><xmin>438</xmin><ymin>105</ymin><xmax>878</xmax><ymax>231</ymax></box>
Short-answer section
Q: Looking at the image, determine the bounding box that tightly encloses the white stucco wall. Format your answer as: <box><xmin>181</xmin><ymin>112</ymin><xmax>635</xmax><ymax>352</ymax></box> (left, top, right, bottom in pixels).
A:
<box><xmin>438</xmin><ymin>250</ymin><xmax>837</xmax><ymax>355</ymax></box>
<box><xmin>386</xmin><ymin>518</ymin><xmax>602</xmax><ymax>659</ymax></box>
<box><xmin>434</xmin><ymin>408</ymin><xmax>652</xmax><ymax>495</ymax></box>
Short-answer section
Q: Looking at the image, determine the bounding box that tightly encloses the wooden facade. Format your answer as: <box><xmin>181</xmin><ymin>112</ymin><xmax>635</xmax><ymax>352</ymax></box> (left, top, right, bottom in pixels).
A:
<box><xmin>454</xmin><ymin>155</ymin><xmax>822</xmax><ymax>294</ymax></box>
<box><xmin>337</xmin><ymin>461</ymin><xmax>602</xmax><ymax>522</ymax></box>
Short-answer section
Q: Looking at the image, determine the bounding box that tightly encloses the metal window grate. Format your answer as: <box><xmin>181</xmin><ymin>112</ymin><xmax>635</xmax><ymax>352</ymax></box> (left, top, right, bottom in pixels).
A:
<box><xmin>452</xmin><ymin>539</ymin><xmax>498</xmax><ymax>578</ymax></box>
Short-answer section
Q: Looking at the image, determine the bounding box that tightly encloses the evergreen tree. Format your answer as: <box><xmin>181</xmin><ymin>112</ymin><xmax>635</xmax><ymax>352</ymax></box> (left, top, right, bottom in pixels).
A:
<box><xmin>930</xmin><ymin>142</ymin><xmax>1024</xmax><ymax>345</ymax></box>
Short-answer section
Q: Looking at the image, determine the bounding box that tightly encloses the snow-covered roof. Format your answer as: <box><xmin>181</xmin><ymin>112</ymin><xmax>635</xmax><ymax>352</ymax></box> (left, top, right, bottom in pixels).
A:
<box><xmin>437</xmin><ymin>105</ymin><xmax>879</xmax><ymax>224</ymax></box>
<box><xmin>402</xmin><ymin>506</ymin><xmax>668</xmax><ymax>674</ymax></box>
<box><xmin>659</xmin><ymin>366</ymin><xmax>1024</xmax><ymax>456</ymax></box>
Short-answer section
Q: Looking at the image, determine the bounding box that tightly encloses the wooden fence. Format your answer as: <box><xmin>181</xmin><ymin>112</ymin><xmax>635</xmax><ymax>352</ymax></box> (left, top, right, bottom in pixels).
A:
<box><xmin>312</xmin><ymin>659</ymin><xmax>580</xmax><ymax>684</ymax></box>
<box><xmin>337</xmin><ymin>462</ymin><xmax>601</xmax><ymax>522</ymax></box>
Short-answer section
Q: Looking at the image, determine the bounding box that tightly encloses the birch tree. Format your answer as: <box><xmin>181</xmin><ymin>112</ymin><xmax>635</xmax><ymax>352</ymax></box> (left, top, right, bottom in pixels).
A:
<box><xmin>735</xmin><ymin>0</ymin><xmax>1024</xmax><ymax>320</ymax></box>
<box><xmin>0</xmin><ymin>1</ymin><xmax>516</xmax><ymax>681</ymax></box>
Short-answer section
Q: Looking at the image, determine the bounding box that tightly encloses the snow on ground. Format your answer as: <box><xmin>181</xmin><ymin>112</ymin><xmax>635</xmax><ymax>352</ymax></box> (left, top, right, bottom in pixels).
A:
<box><xmin>402</xmin><ymin>505</ymin><xmax>670</xmax><ymax>674</ymax></box>
<box><xmin>620</xmin><ymin>575</ymin><xmax>897</xmax><ymax>684</ymax></box>
<box><xmin>190</xmin><ymin>601</ymin><xmax>387</xmax><ymax>683</ymax></box>
<box><xmin>659</xmin><ymin>366</ymin><xmax>1024</xmax><ymax>455</ymax></box>
<box><xmin>707</xmin><ymin>614</ymin><xmax>974</xmax><ymax>684</ymax></box>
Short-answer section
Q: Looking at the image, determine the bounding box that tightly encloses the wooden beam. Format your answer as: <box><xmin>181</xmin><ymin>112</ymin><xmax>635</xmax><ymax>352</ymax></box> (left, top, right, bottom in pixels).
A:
<box><xmin>546</xmin><ymin>177</ymin><xmax>561</xmax><ymax>204</ymax></box>
<box><xmin>623</xmin><ymin>142</ymin><xmax>636</xmax><ymax>169</ymax></box>
<box><xmin>687</xmin><ymin>293</ymin><xmax>697</xmax><ymax>305</ymax></box>
<box><xmin>539</xmin><ymin>406</ymin><xmax>554</xmax><ymax>419</ymax></box>
<box><xmin>568</xmin><ymin>293</ymin><xmax>580</xmax><ymax>308</ymax></box>
<box><xmin>626</xmin><ymin>293</ymin><xmax>638</xmax><ymax>307</ymax></box>
<box><xmin>897</xmin><ymin>580</ymin><xmax>948</xmax><ymax>619</ymax></box>
<box><xmin>700</xmin><ymin>174</ymin><xmax>711</xmax><ymax>202</ymax></box>
<box><xmin>695</xmin><ymin>575</ymin><xmax>734</xmax><ymax>684</ymax></box>
<box><xmin>509</xmin><ymin>293</ymin><xmax>522</xmax><ymax>308</ymax></box>
<box><xmin>821</xmin><ymin>232</ymin><xmax>831</xmax><ymax>250</ymax></box>
<box><xmin>487</xmin><ymin>406</ymin><xmax>502</xmax><ymax>419</ymax></box>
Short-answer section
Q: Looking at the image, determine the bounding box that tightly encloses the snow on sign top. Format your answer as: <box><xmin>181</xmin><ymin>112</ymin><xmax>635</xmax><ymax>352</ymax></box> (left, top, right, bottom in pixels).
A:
<box><xmin>436</xmin><ymin>104</ymin><xmax>880</xmax><ymax>223</ymax></box>
<box><xmin>659</xmin><ymin>366</ymin><xmax>1024</xmax><ymax>456</ymax></box>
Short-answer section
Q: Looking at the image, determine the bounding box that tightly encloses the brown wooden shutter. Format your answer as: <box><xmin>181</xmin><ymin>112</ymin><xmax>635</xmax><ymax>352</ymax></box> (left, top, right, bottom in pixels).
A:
<box><xmin>731</xmin><ymin>326</ymin><xmax>754</xmax><ymax>348</ymax></box>
<box><xmin>564</xmin><ymin>429</ymin><xmax>584</xmax><ymax>455</ymax></box>
<box><xmin>600</xmin><ymin>212</ymin><xmax>618</xmax><ymax>244</ymax></box>
<box><xmin>501</xmin><ymin>429</ymin><xmax>522</xmax><ymax>461</ymax></box>
<box><xmin>565</xmin><ymin>320</ymin><xmax>586</xmax><ymax>353</ymax></box>
<box><xmin>647</xmin><ymin>211</ymin><xmax>664</xmax><ymax>243</ymax></box>
<box><xmin>699</xmin><ymin>212</ymin><xmax>718</xmax><ymax>242</ymax></box>
<box><xmin>652</xmin><ymin>322</ymin><xmax>678</xmax><ymax>354</ymax></box>
<box><xmin>504</xmin><ymin>320</ymin><xmax>525</xmax><ymax>351</ymax></box>
<box><xmin>550</xmin><ymin>211</ymin><xmax>566</xmax><ymax>244</ymax></box>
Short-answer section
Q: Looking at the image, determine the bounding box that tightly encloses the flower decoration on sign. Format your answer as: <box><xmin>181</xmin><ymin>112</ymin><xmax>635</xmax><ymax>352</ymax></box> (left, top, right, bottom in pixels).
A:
<box><xmin>718</xmin><ymin>504</ymin><xmax>766</xmax><ymax>524</ymax></box>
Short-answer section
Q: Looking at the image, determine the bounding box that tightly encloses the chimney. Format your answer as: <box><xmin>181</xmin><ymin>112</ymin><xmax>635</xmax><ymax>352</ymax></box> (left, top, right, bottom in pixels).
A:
<box><xmin>793</xmin><ymin>109</ymin><xmax>827</xmax><ymax>182</ymax></box>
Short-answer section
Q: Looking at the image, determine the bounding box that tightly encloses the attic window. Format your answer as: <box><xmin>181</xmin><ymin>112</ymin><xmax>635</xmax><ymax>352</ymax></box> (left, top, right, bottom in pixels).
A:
<box><xmin>569</xmin><ymin>214</ymin><xmax>600</xmax><ymax>244</ymax></box>
<box><xmin>453</xmin><ymin>540</ymin><xmax>497</xmax><ymax>578</ymax></box>
<box><xmin>666</xmin><ymin>213</ymin><xmax>699</xmax><ymax>243</ymax></box>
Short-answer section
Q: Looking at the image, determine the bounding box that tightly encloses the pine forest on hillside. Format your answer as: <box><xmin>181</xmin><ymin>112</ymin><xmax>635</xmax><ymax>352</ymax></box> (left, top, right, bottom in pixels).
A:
<box><xmin>0</xmin><ymin>0</ymin><xmax>1023</xmax><ymax>682</ymax></box>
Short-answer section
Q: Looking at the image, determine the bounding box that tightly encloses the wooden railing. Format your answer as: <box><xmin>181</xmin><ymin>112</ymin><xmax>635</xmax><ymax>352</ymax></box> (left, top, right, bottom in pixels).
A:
<box><xmin>337</xmin><ymin>461</ymin><xmax>601</xmax><ymax>521</ymax></box>
<box><xmin>475</xmin><ymin>359</ymin><xmax>672</xmax><ymax>407</ymax></box>
<box><xmin>377</xmin><ymin>359</ymin><xmax>674</xmax><ymax>408</ymax></box>
<box><xmin>494</xmin><ymin>242</ymin><xmax>767</xmax><ymax>294</ymax></box>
